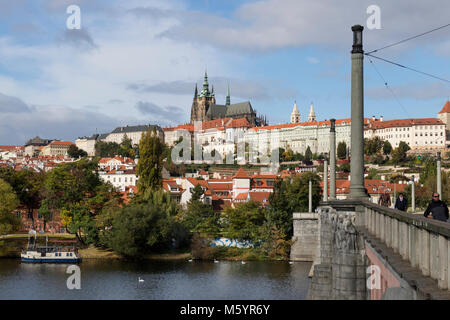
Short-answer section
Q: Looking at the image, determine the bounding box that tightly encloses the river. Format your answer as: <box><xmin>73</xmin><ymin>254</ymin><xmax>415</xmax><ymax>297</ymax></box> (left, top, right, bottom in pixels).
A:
<box><xmin>0</xmin><ymin>259</ymin><xmax>311</xmax><ymax>300</ymax></box>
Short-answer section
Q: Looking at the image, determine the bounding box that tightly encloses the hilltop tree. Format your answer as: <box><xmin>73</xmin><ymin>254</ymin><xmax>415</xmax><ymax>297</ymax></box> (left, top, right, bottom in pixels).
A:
<box><xmin>391</xmin><ymin>141</ymin><xmax>411</xmax><ymax>164</ymax></box>
<box><xmin>337</xmin><ymin>141</ymin><xmax>347</xmax><ymax>160</ymax></box>
<box><xmin>304</xmin><ymin>146</ymin><xmax>313</xmax><ymax>162</ymax></box>
<box><xmin>68</xmin><ymin>144</ymin><xmax>88</xmax><ymax>158</ymax></box>
<box><xmin>383</xmin><ymin>140</ymin><xmax>392</xmax><ymax>155</ymax></box>
<box><xmin>364</xmin><ymin>137</ymin><xmax>383</xmax><ymax>156</ymax></box>
<box><xmin>137</xmin><ymin>128</ymin><xmax>164</xmax><ymax>193</ymax></box>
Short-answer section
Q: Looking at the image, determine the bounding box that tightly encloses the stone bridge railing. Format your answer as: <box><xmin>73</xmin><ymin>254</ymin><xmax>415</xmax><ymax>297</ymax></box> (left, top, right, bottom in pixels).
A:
<box><xmin>308</xmin><ymin>199</ymin><xmax>450</xmax><ymax>300</ymax></box>
<box><xmin>361</xmin><ymin>201</ymin><xmax>450</xmax><ymax>293</ymax></box>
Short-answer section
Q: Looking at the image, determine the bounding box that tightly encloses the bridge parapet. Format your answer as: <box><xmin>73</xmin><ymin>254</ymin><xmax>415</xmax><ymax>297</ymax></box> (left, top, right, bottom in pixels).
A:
<box><xmin>360</xmin><ymin>200</ymin><xmax>450</xmax><ymax>291</ymax></box>
<box><xmin>308</xmin><ymin>200</ymin><xmax>450</xmax><ymax>299</ymax></box>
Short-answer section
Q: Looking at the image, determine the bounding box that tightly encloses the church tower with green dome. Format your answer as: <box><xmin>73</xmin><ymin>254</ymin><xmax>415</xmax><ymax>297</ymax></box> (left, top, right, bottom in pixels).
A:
<box><xmin>190</xmin><ymin>71</ymin><xmax>266</xmax><ymax>126</ymax></box>
<box><xmin>190</xmin><ymin>71</ymin><xmax>216</xmax><ymax>122</ymax></box>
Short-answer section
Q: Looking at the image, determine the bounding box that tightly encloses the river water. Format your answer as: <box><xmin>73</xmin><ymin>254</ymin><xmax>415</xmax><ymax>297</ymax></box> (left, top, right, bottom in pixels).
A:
<box><xmin>0</xmin><ymin>259</ymin><xmax>311</xmax><ymax>300</ymax></box>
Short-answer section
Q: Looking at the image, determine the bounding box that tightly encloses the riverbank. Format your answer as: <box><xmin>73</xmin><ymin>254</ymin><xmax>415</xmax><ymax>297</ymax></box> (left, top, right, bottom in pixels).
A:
<box><xmin>78</xmin><ymin>246</ymin><xmax>191</xmax><ymax>261</ymax></box>
<box><xmin>0</xmin><ymin>234</ymin><xmax>289</xmax><ymax>262</ymax></box>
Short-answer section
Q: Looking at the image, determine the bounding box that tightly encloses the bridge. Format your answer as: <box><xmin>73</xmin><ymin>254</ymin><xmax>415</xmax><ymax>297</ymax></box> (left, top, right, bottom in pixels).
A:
<box><xmin>291</xmin><ymin>25</ymin><xmax>450</xmax><ymax>300</ymax></box>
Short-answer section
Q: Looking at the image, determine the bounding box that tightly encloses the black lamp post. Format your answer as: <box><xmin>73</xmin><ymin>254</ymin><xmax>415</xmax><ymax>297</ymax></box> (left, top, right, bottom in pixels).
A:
<box><xmin>351</xmin><ymin>25</ymin><xmax>364</xmax><ymax>54</ymax></box>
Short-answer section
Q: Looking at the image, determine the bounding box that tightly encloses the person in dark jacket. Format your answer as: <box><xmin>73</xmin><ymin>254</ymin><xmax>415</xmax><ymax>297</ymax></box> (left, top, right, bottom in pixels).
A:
<box><xmin>424</xmin><ymin>193</ymin><xmax>449</xmax><ymax>222</ymax></box>
<box><xmin>394</xmin><ymin>193</ymin><xmax>408</xmax><ymax>211</ymax></box>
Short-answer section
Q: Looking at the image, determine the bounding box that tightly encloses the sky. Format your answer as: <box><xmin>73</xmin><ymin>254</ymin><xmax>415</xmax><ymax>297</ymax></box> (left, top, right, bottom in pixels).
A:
<box><xmin>0</xmin><ymin>0</ymin><xmax>449</xmax><ymax>145</ymax></box>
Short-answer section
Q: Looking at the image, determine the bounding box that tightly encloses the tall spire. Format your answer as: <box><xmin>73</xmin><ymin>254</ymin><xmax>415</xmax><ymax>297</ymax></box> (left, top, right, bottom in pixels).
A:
<box><xmin>226</xmin><ymin>83</ymin><xmax>231</xmax><ymax>105</ymax></box>
<box><xmin>199</xmin><ymin>70</ymin><xmax>210</xmax><ymax>97</ymax></box>
<box><xmin>194</xmin><ymin>83</ymin><xmax>198</xmax><ymax>99</ymax></box>
<box><xmin>211</xmin><ymin>85</ymin><xmax>215</xmax><ymax>97</ymax></box>
<box><xmin>290</xmin><ymin>100</ymin><xmax>300</xmax><ymax>123</ymax></box>
<box><xmin>308</xmin><ymin>102</ymin><xmax>316</xmax><ymax>122</ymax></box>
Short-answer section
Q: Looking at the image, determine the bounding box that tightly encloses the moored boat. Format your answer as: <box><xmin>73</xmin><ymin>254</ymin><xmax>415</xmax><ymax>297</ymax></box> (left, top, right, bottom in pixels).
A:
<box><xmin>21</xmin><ymin>230</ymin><xmax>81</xmax><ymax>264</ymax></box>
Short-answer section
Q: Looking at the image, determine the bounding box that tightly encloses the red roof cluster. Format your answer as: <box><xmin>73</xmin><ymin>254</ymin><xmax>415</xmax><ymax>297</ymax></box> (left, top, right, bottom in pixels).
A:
<box><xmin>367</xmin><ymin>118</ymin><xmax>444</xmax><ymax>130</ymax></box>
<box><xmin>438</xmin><ymin>100</ymin><xmax>450</xmax><ymax>114</ymax></box>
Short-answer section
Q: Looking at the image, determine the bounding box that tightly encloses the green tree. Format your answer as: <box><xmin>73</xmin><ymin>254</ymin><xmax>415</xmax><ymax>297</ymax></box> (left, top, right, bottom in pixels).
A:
<box><xmin>191</xmin><ymin>184</ymin><xmax>204</xmax><ymax>202</ymax></box>
<box><xmin>304</xmin><ymin>146</ymin><xmax>313</xmax><ymax>162</ymax></box>
<box><xmin>137</xmin><ymin>128</ymin><xmax>164</xmax><ymax>193</ymax></box>
<box><xmin>383</xmin><ymin>140</ymin><xmax>392</xmax><ymax>155</ymax></box>
<box><xmin>223</xmin><ymin>201</ymin><xmax>266</xmax><ymax>241</ymax></box>
<box><xmin>391</xmin><ymin>141</ymin><xmax>411</xmax><ymax>164</ymax></box>
<box><xmin>0</xmin><ymin>179</ymin><xmax>21</xmax><ymax>235</ymax></box>
<box><xmin>182</xmin><ymin>200</ymin><xmax>220</xmax><ymax>236</ymax></box>
<box><xmin>337</xmin><ymin>141</ymin><xmax>347</xmax><ymax>160</ymax></box>
<box><xmin>268</xmin><ymin>178</ymin><xmax>291</xmax><ymax>238</ymax></box>
<box><xmin>0</xmin><ymin>168</ymin><xmax>43</xmax><ymax>229</ymax></box>
<box><xmin>95</xmin><ymin>140</ymin><xmax>122</xmax><ymax>157</ymax></box>
<box><xmin>118</xmin><ymin>134</ymin><xmax>134</xmax><ymax>158</ymax></box>
<box><xmin>339</xmin><ymin>163</ymin><xmax>351</xmax><ymax>172</ymax></box>
<box><xmin>364</xmin><ymin>137</ymin><xmax>383</xmax><ymax>156</ymax></box>
<box><xmin>107</xmin><ymin>203</ymin><xmax>175</xmax><ymax>258</ymax></box>
<box><xmin>68</xmin><ymin>144</ymin><xmax>88</xmax><ymax>158</ymax></box>
<box><xmin>286</xmin><ymin>172</ymin><xmax>321</xmax><ymax>213</ymax></box>
<box><xmin>41</xmin><ymin>159</ymin><xmax>113</xmax><ymax>243</ymax></box>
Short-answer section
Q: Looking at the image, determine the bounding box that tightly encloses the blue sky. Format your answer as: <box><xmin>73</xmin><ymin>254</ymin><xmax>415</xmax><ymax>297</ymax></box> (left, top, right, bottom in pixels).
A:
<box><xmin>0</xmin><ymin>0</ymin><xmax>449</xmax><ymax>144</ymax></box>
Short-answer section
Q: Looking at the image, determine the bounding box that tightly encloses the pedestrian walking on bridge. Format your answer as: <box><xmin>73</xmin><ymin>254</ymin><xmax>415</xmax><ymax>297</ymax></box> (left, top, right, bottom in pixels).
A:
<box><xmin>424</xmin><ymin>193</ymin><xmax>449</xmax><ymax>222</ymax></box>
<box><xmin>378</xmin><ymin>191</ymin><xmax>391</xmax><ymax>208</ymax></box>
<box><xmin>394</xmin><ymin>193</ymin><xmax>407</xmax><ymax>212</ymax></box>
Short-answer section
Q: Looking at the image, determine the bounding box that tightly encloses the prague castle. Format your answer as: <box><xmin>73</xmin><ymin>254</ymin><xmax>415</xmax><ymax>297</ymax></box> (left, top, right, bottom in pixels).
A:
<box><xmin>190</xmin><ymin>72</ymin><xmax>267</xmax><ymax>127</ymax></box>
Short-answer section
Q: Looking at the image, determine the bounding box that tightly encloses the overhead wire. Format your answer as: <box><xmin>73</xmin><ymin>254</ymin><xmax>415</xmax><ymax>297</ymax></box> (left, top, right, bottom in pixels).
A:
<box><xmin>366</xmin><ymin>56</ymin><xmax>412</xmax><ymax>118</ymax></box>
<box><xmin>366</xmin><ymin>23</ymin><xmax>450</xmax><ymax>54</ymax></box>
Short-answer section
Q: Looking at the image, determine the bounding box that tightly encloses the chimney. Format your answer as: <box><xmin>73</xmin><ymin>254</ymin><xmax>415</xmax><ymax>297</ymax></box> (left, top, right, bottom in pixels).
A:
<box><xmin>380</xmin><ymin>116</ymin><xmax>383</xmax><ymax>122</ymax></box>
<box><xmin>372</xmin><ymin>115</ymin><xmax>375</xmax><ymax>121</ymax></box>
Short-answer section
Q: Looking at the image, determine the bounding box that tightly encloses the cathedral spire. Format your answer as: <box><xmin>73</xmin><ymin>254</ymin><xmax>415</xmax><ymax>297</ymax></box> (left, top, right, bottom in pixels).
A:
<box><xmin>226</xmin><ymin>83</ymin><xmax>231</xmax><ymax>105</ymax></box>
<box><xmin>199</xmin><ymin>70</ymin><xmax>210</xmax><ymax>97</ymax></box>
<box><xmin>308</xmin><ymin>102</ymin><xmax>316</xmax><ymax>122</ymax></box>
<box><xmin>194</xmin><ymin>83</ymin><xmax>198</xmax><ymax>99</ymax></box>
<box><xmin>290</xmin><ymin>100</ymin><xmax>300</xmax><ymax>123</ymax></box>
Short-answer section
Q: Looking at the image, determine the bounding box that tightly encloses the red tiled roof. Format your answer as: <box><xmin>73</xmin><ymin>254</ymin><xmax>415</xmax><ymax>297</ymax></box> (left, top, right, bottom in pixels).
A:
<box><xmin>233</xmin><ymin>168</ymin><xmax>250</xmax><ymax>179</ymax></box>
<box><xmin>438</xmin><ymin>101</ymin><xmax>450</xmax><ymax>114</ymax></box>
<box><xmin>235</xmin><ymin>192</ymin><xmax>248</xmax><ymax>200</ymax></box>
<box><xmin>320</xmin><ymin>179</ymin><xmax>406</xmax><ymax>195</ymax></box>
<box><xmin>165</xmin><ymin>117</ymin><xmax>252</xmax><ymax>133</ymax></box>
<box><xmin>164</xmin><ymin>124</ymin><xmax>195</xmax><ymax>132</ymax></box>
<box><xmin>0</xmin><ymin>145</ymin><xmax>24</xmax><ymax>152</ymax></box>
<box><xmin>186</xmin><ymin>178</ymin><xmax>209</xmax><ymax>188</ymax></box>
<box><xmin>209</xmin><ymin>183</ymin><xmax>232</xmax><ymax>190</ymax></box>
<box><xmin>49</xmin><ymin>140</ymin><xmax>73</xmax><ymax>146</ymax></box>
<box><xmin>249</xmin><ymin>192</ymin><xmax>271</xmax><ymax>205</ymax></box>
<box><xmin>226</xmin><ymin>118</ymin><xmax>252</xmax><ymax>129</ymax></box>
<box><xmin>367</xmin><ymin>118</ymin><xmax>444</xmax><ymax>130</ymax></box>
<box><xmin>250</xmin><ymin>118</ymin><xmax>360</xmax><ymax>132</ymax></box>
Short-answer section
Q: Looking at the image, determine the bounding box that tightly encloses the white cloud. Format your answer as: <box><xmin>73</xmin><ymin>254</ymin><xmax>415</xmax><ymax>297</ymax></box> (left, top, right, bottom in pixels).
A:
<box><xmin>156</xmin><ymin>0</ymin><xmax>450</xmax><ymax>54</ymax></box>
<box><xmin>307</xmin><ymin>57</ymin><xmax>320</xmax><ymax>64</ymax></box>
<box><xmin>366</xmin><ymin>82</ymin><xmax>450</xmax><ymax>100</ymax></box>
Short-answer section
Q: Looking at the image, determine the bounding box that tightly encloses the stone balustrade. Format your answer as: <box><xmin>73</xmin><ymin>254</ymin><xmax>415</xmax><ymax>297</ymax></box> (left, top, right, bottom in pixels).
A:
<box><xmin>360</xmin><ymin>201</ymin><xmax>450</xmax><ymax>291</ymax></box>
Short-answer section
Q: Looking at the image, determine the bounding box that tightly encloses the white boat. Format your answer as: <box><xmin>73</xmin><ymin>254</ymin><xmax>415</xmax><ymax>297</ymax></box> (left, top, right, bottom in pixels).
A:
<box><xmin>21</xmin><ymin>231</ymin><xmax>81</xmax><ymax>264</ymax></box>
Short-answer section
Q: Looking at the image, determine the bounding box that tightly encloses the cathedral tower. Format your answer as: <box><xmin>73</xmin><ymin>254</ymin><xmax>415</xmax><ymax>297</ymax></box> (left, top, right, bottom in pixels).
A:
<box><xmin>290</xmin><ymin>101</ymin><xmax>300</xmax><ymax>123</ymax></box>
<box><xmin>308</xmin><ymin>102</ymin><xmax>316</xmax><ymax>122</ymax></box>
<box><xmin>190</xmin><ymin>71</ymin><xmax>216</xmax><ymax>123</ymax></box>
